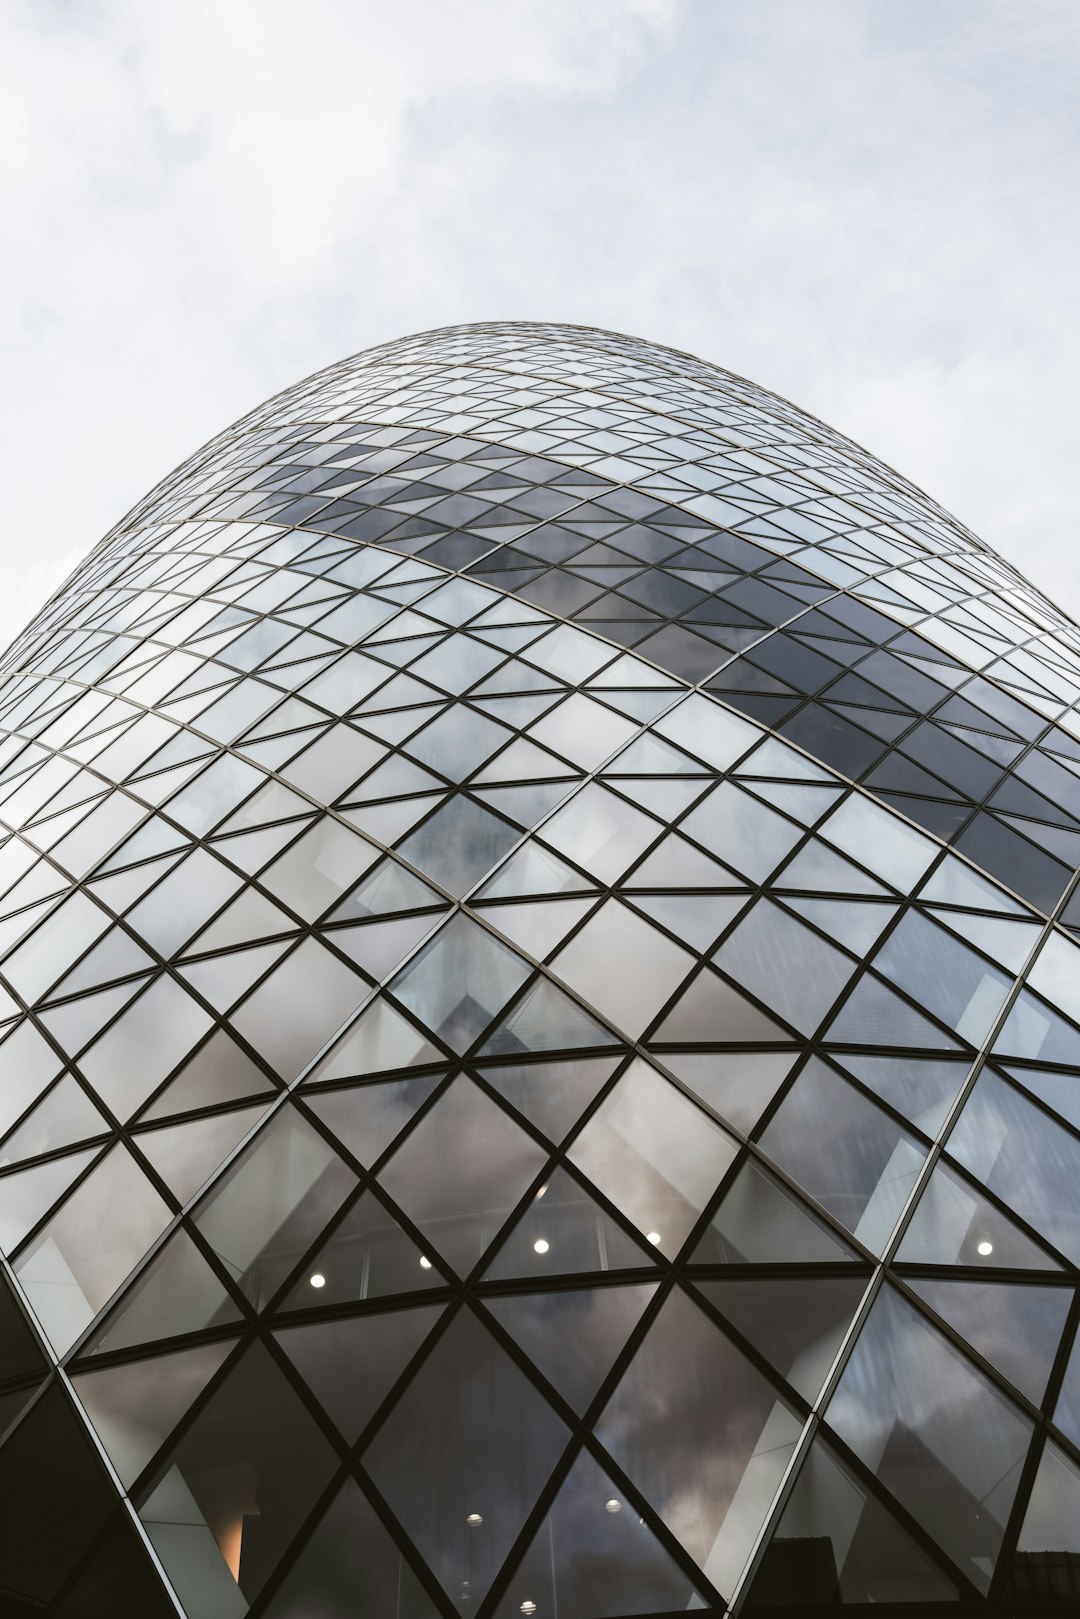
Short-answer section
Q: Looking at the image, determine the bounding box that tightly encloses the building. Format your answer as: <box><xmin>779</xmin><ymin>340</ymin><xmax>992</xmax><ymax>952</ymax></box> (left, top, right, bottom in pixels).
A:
<box><xmin>0</xmin><ymin>322</ymin><xmax>1077</xmax><ymax>1617</ymax></box>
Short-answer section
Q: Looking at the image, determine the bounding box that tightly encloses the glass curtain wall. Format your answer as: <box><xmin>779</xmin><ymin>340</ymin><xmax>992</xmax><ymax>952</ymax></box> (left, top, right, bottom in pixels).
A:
<box><xmin>0</xmin><ymin>323</ymin><xmax>1077</xmax><ymax>1616</ymax></box>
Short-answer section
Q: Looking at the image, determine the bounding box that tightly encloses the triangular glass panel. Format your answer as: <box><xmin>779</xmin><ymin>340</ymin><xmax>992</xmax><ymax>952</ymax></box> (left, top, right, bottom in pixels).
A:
<box><xmin>569</xmin><ymin>1057</ymin><xmax>738</xmax><ymax>1259</ymax></box>
<box><xmin>473</xmin><ymin>736</ymin><xmax>578</xmax><ymax>782</ymax></box>
<box><xmin>97</xmin><ymin>818</ymin><xmax>190</xmax><ymax>872</ymax></box>
<box><xmin>141</xmin><ymin>1030</ymin><xmax>275</xmax><ymax>1122</ymax></box>
<box><xmin>473</xmin><ymin>897</ymin><xmax>595</xmax><ymax>961</ymax></box>
<box><xmin>85</xmin><ymin>1225</ymin><xmax>240</xmax><ymax>1354</ymax></box>
<box><xmin>832</xmin><ymin>702</ymin><xmax>912</xmax><ymax>741</ymax></box>
<box><xmin>907</xmin><ymin>1276</ymin><xmax>1070</xmax><ymax>1403</ymax></box>
<box><xmin>329</xmin><ymin>912</ymin><xmax>441</xmax><ymax>980</ymax></box>
<box><xmin>628</xmin><ymin>832</ymin><xmax>738</xmax><ymax>888</ymax></box>
<box><xmin>631</xmin><ymin>892</ymin><xmax>746</xmax><ymax>952</ymax></box>
<box><xmin>662</xmin><ymin>1050</ymin><xmax>795</xmax><ymax>1135</ymax></box>
<box><xmin>736</xmin><ymin>737</ymin><xmax>834</xmax><ymax>782</ymax></box>
<box><xmin>744</xmin><ymin>1435</ymin><xmax>959</xmax><ymax>1607</ymax></box>
<box><xmin>178</xmin><ymin>941</ymin><xmax>291</xmax><ymax>1013</ymax></box>
<box><xmin>370</xmin><ymin>633</ymin><xmax>442</xmax><ymax>666</ymax></box>
<box><xmin>695</xmin><ymin>1275</ymin><xmax>866</xmax><ymax>1401</ymax></box>
<box><xmin>693</xmin><ymin>1160</ymin><xmax>857</xmax><ymax>1264</ymax></box>
<box><xmin>0</xmin><ymin>1382</ymin><xmax>149</xmax><ymax>1611</ymax></box>
<box><xmin>778</xmin><ymin>841</ymin><xmax>889</xmax><ymax>895</ymax></box>
<box><xmin>603</xmin><ymin>688</ymin><xmax>689</xmax><ymax>722</ymax></box>
<box><xmin>994</xmin><ymin>987</ymin><xmax>1080</xmax><ymax>1065</ymax></box>
<box><xmin>473</xmin><ymin>781</ymin><xmax>574</xmax><ymax>825</ymax></box>
<box><xmin>378</xmin><ymin>1075</ymin><xmax>546</xmax><ymax>1274</ymax></box>
<box><xmin>483</xmin><ymin>1167</ymin><xmax>658</xmax><ymax>1280</ymax></box>
<box><xmin>0</xmin><ymin>896</ymin><xmax>59</xmax><ymax>964</ymax></box>
<box><xmin>0</xmin><ymin>1021</ymin><xmax>63</xmax><ymax>1138</ymax></box>
<box><xmin>341</xmin><ymin>796</ymin><xmax>440</xmax><ymax>844</ymax></box>
<box><xmin>0</xmin><ymin>1145</ymin><xmax>100</xmax><ymax>1254</ymax></box>
<box><xmin>0</xmin><ymin>1269</ymin><xmax>47</xmax><ymax>1383</ymax></box>
<box><xmin>594</xmin><ymin>1280</ymin><xmax>805</xmax><ymax>1595</ymax></box>
<box><xmin>921</xmin><ymin>852</ymin><xmax>1027</xmax><ymax>913</ymax></box>
<box><xmin>137</xmin><ymin>1339</ymin><xmax>338</xmax><ymax>1611</ymax></box>
<box><xmin>1000</xmin><ymin>813</ymin><xmax>1080</xmax><ymax>866</ymax></box>
<box><xmin>825</xmin><ymin>974</ymin><xmax>961</xmax><ymax>1050</ymax></box>
<box><xmin>474</xmin><ymin>657</ymin><xmax>562</xmax><ymax>696</ymax></box>
<box><xmin>477</xmin><ymin>840</ymin><xmax>593</xmax><ymax>899</ymax></box>
<box><xmin>355</xmin><ymin>705</ymin><xmax>443</xmax><ymax>744</ymax></box>
<box><xmin>343</xmin><ymin>754</ymin><xmax>443</xmax><ymax>804</ymax></box>
<box><xmin>651</xmin><ymin>967</ymin><xmax>790</xmax><ymax>1043</ymax></box>
<box><xmin>186</xmin><ymin>888</ymin><xmax>296</xmax><ymax>954</ymax></box>
<box><xmin>484</xmin><ymin>1281</ymin><xmax>658</xmax><ymax>1413</ymax></box>
<box><xmin>927</xmin><ymin>908</ymin><xmax>1038</xmax><ymax>973</ymax></box>
<box><xmin>0</xmin><ymin>1380</ymin><xmax>42</xmax><ymax>1440</ymax></box>
<box><xmin>13</xmin><ymin>1144</ymin><xmax>173</xmax><ymax>1355</ymax></box>
<box><xmin>279</xmin><ymin>1188</ymin><xmax>444</xmax><ymax>1309</ymax></box>
<box><xmin>745</xmin><ymin>780</ymin><xmax>843</xmax><ymax>826</ymax></box>
<box><xmin>261</xmin><ymin>1478</ymin><xmax>439</xmax><ymax>1619</ymax></box>
<box><xmin>389</xmin><ymin>914</ymin><xmax>531</xmax><ymax>1054</ymax></box>
<box><xmin>1003</xmin><ymin>1439</ymin><xmax>1080</xmax><ymax>1603</ymax></box>
<box><xmin>606</xmin><ymin>732</ymin><xmax>703</xmax><ymax>775</ymax></box>
<box><xmin>304</xmin><ymin>996</ymin><xmax>442</xmax><ymax>1084</ymax></box>
<box><xmin>477</xmin><ymin>1054</ymin><xmax>622</xmax><ymax>1143</ymax></box>
<box><xmin>473</xmin><ymin>695</ymin><xmax>559</xmax><ymax>727</ymax></box>
<box><xmin>831</xmin><ymin>1052</ymin><xmax>968</xmax><ymax>1138</ymax></box>
<box><xmin>304</xmin><ymin>1071</ymin><xmax>443</xmax><ymax>1167</ymax></box>
<box><xmin>591</xmin><ymin>654</ymin><xmax>681</xmax><ymax>690</ymax></box>
<box><xmin>362</xmin><ymin>1307</ymin><xmax>569</xmax><ymax>1608</ymax></box>
<box><xmin>328</xmin><ymin>855</ymin><xmax>442</xmax><ymax>922</ymax></box>
<box><xmin>275</xmin><ymin>1302</ymin><xmax>443</xmax><ymax>1441</ymax></box>
<box><xmin>397</xmin><ymin>794</ymin><xmax>520</xmax><ymax>896</ymax></box>
<box><xmin>239</xmin><ymin>699</ymin><xmax>327</xmax><ymax>747</ymax></box>
<box><xmin>786</xmin><ymin>896</ymin><xmax>897</xmax><ymax>956</ymax></box>
<box><xmin>0</xmin><ymin>1074</ymin><xmax>108</xmax><ymax>1167</ymax></box>
<box><xmin>86</xmin><ymin>850</ymin><xmax>185</xmax><ymax>912</ymax></box>
<box><xmin>351</xmin><ymin>670</ymin><xmax>441</xmax><ymax>714</ymax></box>
<box><xmin>620</xmin><ymin>776</ymin><xmax>706</xmax><ymax>820</ymax></box>
<box><xmin>494</xmin><ymin>1446</ymin><xmax>708</xmax><ymax>1619</ymax></box>
<box><xmin>50</xmin><ymin>929</ymin><xmax>156</xmax><ymax>999</ymax></box>
<box><xmin>825</xmin><ymin>1283</ymin><xmax>1030</xmax><ymax>1593</ymax></box>
<box><xmin>209</xmin><ymin>820</ymin><xmax>308</xmax><ymax>873</ymax></box>
<box><xmin>1002</xmin><ymin>1062</ymin><xmax>1080</xmax><ymax>1134</ymax></box>
<box><xmin>471</xmin><ymin>633</ymin><xmax>546</xmax><ymax>666</ymax></box>
<box><xmin>134</xmin><ymin>1104</ymin><xmax>269</xmax><ymax>1203</ymax></box>
<box><xmin>38</xmin><ymin>981</ymin><xmax>145</xmax><ymax>1061</ymax></box>
<box><xmin>480</xmin><ymin>974</ymin><xmax>620</xmax><ymax>1055</ymax></box>
<box><xmin>896</xmin><ymin>1158</ymin><xmax>1061</xmax><ymax>1269</ymax></box>
<box><xmin>73</xmin><ymin>1339</ymin><xmax>233</xmax><ymax>1487</ymax></box>
<box><xmin>194</xmin><ymin>1105</ymin><xmax>358</xmax><ymax>1308</ymax></box>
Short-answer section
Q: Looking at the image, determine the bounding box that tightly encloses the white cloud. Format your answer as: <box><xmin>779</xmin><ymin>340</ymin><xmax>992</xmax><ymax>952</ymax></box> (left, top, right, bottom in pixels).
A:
<box><xmin>1</xmin><ymin>0</ymin><xmax>1078</xmax><ymax>649</ymax></box>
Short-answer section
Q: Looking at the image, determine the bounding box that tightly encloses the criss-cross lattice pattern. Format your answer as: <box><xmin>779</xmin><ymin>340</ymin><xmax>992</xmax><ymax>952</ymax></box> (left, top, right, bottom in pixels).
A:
<box><xmin>0</xmin><ymin>322</ymin><xmax>1079</xmax><ymax>1617</ymax></box>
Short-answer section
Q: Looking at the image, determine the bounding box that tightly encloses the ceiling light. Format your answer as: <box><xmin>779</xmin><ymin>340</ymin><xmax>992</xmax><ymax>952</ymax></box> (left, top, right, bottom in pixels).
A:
<box><xmin>309</xmin><ymin>1272</ymin><xmax>326</xmax><ymax>1289</ymax></box>
<box><xmin>466</xmin><ymin>1513</ymin><xmax>483</xmax><ymax>1527</ymax></box>
<box><xmin>604</xmin><ymin>1498</ymin><xmax>622</xmax><ymax>1514</ymax></box>
<box><xmin>976</xmin><ymin>1239</ymin><xmax>994</xmax><ymax>1256</ymax></box>
<box><xmin>520</xmin><ymin>1603</ymin><xmax>537</xmax><ymax>1615</ymax></box>
<box><xmin>533</xmin><ymin>1238</ymin><xmax>549</xmax><ymax>1254</ymax></box>
<box><xmin>419</xmin><ymin>1256</ymin><xmax>432</xmax><ymax>1269</ymax></box>
<box><xmin>646</xmin><ymin>1231</ymin><xmax>661</xmax><ymax>1245</ymax></box>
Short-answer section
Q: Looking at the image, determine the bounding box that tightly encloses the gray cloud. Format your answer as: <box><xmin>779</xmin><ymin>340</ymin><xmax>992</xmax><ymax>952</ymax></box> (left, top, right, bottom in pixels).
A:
<box><xmin>2</xmin><ymin>0</ymin><xmax>1077</xmax><ymax>647</ymax></box>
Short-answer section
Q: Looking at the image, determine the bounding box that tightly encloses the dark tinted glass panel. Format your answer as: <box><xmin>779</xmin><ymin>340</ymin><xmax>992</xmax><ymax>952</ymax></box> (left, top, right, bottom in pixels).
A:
<box><xmin>363</xmin><ymin>1307</ymin><xmax>569</xmax><ymax>1605</ymax></box>
<box><xmin>826</xmin><ymin>1284</ymin><xmax>1032</xmax><ymax>1592</ymax></box>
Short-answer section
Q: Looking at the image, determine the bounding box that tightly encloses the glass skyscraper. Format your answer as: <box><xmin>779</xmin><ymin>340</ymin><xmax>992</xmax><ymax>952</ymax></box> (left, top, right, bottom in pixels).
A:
<box><xmin>0</xmin><ymin>321</ymin><xmax>1078</xmax><ymax>1616</ymax></box>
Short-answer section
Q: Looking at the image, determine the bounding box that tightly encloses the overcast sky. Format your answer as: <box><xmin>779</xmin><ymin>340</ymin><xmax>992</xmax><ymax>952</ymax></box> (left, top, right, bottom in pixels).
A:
<box><xmin>3</xmin><ymin>0</ymin><xmax>1078</xmax><ymax>653</ymax></box>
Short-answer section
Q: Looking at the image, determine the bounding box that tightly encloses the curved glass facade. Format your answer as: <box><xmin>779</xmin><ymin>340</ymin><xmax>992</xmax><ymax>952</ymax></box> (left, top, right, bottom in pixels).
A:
<box><xmin>0</xmin><ymin>322</ymin><xmax>1079</xmax><ymax>1615</ymax></box>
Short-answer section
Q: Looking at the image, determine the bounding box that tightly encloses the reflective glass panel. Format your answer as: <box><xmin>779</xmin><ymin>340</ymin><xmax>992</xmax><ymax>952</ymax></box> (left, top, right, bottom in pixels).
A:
<box><xmin>826</xmin><ymin>1283</ymin><xmax>1032</xmax><ymax>1592</ymax></box>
